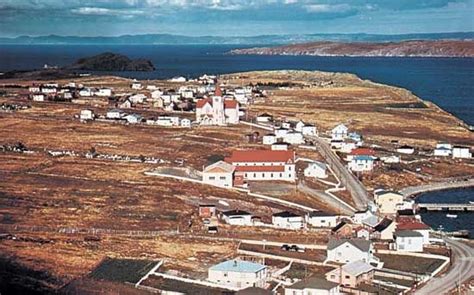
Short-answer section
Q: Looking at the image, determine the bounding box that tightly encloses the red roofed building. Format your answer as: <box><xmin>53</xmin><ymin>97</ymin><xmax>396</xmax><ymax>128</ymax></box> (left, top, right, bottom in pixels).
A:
<box><xmin>195</xmin><ymin>87</ymin><xmax>239</xmax><ymax>125</ymax></box>
<box><xmin>347</xmin><ymin>148</ymin><xmax>376</xmax><ymax>161</ymax></box>
<box><xmin>225</xmin><ymin>150</ymin><xmax>296</xmax><ymax>182</ymax></box>
<box><xmin>396</xmin><ymin>216</ymin><xmax>430</xmax><ymax>244</ymax></box>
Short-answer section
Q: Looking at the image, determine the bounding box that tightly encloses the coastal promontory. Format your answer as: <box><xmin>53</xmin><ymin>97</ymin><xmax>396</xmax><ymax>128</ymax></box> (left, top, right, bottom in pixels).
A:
<box><xmin>66</xmin><ymin>52</ymin><xmax>155</xmax><ymax>71</ymax></box>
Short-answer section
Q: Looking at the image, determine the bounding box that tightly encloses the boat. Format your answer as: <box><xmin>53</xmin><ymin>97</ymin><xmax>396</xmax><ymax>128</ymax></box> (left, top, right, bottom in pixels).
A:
<box><xmin>446</xmin><ymin>214</ymin><xmax>458</xmax><ymax>218</ymax></box>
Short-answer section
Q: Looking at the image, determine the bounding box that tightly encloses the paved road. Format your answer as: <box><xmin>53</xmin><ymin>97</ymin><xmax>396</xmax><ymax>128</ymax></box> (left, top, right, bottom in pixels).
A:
<box><xmin>400</xmin><ymin>178</ymin><xmax>474</xmax><ymax>197</ymax></box>
<box><xmin>306</xmin><ymin>135</ymin><xmax>369</xmax><ymax>210</ymax></box>
<box><xmin>415</xmin><ymin>238</ymin><xmax>474</xmax><ymax>295</ymax></box>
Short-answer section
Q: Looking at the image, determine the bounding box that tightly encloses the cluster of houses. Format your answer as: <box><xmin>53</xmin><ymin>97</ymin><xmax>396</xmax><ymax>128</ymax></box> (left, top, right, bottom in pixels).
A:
<box><xmin>28</xmin><ymin>82</ymin><xmax>78</xmax><ymax>102</ymax></box>
<box><xmin>257</xmin><ymin>113</ymin><xmax>317</xmax><ymax>147</ymax></box>
<box><xmin>434</xmin><ymin>143</ymin><xmax>472</xmax><ymax>159</ymax></box>
<box><xmin>0</xmin><ymin>103</ymin><xmax>30</xmax><ymax>112</ymax></box>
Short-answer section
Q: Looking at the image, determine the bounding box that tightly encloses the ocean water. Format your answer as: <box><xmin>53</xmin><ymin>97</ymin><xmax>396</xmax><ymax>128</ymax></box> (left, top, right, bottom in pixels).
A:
<box><xmin>0</xmin><ymin>44</ymin><xmax>473</xmax><ymax>125</ymax></box>
<box><xmin>416</xmin><ymin>188</ymin><xmax>474</xmax><ymax>238</ymax></box>
<box><xmin>1</xmin><ymin>44</ymin><xmax>473</xmax><ymax>235</ymax></box>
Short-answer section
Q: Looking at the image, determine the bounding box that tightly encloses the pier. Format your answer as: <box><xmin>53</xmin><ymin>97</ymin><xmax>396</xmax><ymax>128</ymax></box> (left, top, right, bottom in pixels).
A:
<box><xmin>417</xmin><ymin>203</ymin><xmax>474</xmax><ymax>212</ymax></box>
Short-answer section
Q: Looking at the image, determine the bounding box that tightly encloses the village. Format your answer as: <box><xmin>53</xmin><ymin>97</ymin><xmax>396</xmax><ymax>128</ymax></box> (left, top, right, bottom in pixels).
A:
<box><xmin>0</xmin><ymin>70</ymin><xmax>473</xmax><ymax>294</ymax></box>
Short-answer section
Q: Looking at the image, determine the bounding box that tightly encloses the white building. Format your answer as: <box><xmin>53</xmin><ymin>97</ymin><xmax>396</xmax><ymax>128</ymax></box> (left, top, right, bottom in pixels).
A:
<box><xmin>195</xmin><ymin>89</ymin><xmax>239</xmax><ymax>125</ymax></box>
<box><xmin>394</xmin><ymin>230</ymin><xmax>424</xmax><ymax>252</ymax></box>
<box><xmin>208</xmin><ymin>260</ymin><xmax>267</xmax><ymax>289</ymax></box>
<box><xmin>94</xmin><ymin>88</ymin><xmax>112</xmax><ymax>97</ymax></box>
<box><xmin>32</xmin><ymin>94</ymin><xmax>45</xmax><ymax>102</ymax></box>
<box><xmin>326</xmin><ymin>239</ymin><xmax>375</xmax><ymax>265</ymax></box>
<box><xmin>331</xmin><ymin>124</ymin><xmax>348</xmax><ymax>141</ymax></box>
<box><xmin>271</xmin><ymin>142</ymin><xmax>290</xmax><ymax>151</ymax></box>
<box><xmin>281</xmin><ymin>132</ymin><xmax>305</xmax><ymax>145</ymax></box>
<box><xmin>262</xmin><ymin>134</ymin><xmax>277</xmax><ymax>145</ymax></box>
<box><xmin>397</xmin><ymin>145</ymin><xmax>415</xmax><ymax>154</ymax></box>
<box><xmin>79</xmin><ymin>88</ymin><xmax>93</xmax><ymax>97</ymax></box>
<box><xmin>202</xmin><ymin>161</ymin><xmax>235</xmax><ymax>188</ymax></box>
<box><xmin>169</xmin><ymin>76</ymin><xmax>186</xmax><ymax>83</ymax></box>
<box><xmin>151</xmin><ymin>90</ymin><xmax>163</xmax><ymax>99</ymax></box>
<box><xmin>274</xmin><ymin>127</ymin><xmax>289</xmax><ymax>138</ymax></box>
<box><xmin>304</xmin><ymin>161</ymin><xmax>328</xmax><ymax>179</ymax></box>
<box><xmin>40</xmin><ymin>87</ymin><xmax>57</xmax><ymax>94</ymax></box>
<box><xmin>285</xmin><ymin>277</ymin><xmax>340</xmax><ymax>295</ymax></box>
<box><xmin>225</xmin><ymin>150</ymin><xmax>296</xmax><ymax>182</ymax></box>
<box><xmin>272</xmin><ymin>211</ymin><xmax>304</xmax><ymax>230</ymax></box>
<box><xmin>124</xmin><ymin>114</ymin><xmax>143</xmax><ymax>124</ymax></box>
<box><xmin>129</xmin><ymin>93</ymin><xmax>147</xmax><ymax>104</ymax></box>
<box><xmin>373</xmin><ymin>190</ymin><xmax>405</xmax><ymax>215</ymax></box>
<box><xmin>306</xmin><ymin>211</ymin><xmax>338</xmax><ymax>228</ymax></box>
<box><xmin>452</xmin><ymin>146</ymin><xmax>472</xmax><ymax>159</ymax></box>
<box><xmin>131</xmin><ymin>81</ymin><xmax>142</xmax><ymax>90</ymax></box>
<box><xmin>106</xmin><ymin>109</ymin><xmax>125</xmax><ymax>119</ymax></box>
<box><xmin>80</xmin><ymin>109</ymin><xmax>94</xmax><ymax>121</ymax></box>
<box><xmin>256</xmin><ymin>113</ymin><xmax>273</xmax><ymax>123</ymax></box>
<box><xmin>301</xmin><ymin>124</ymin><xmax>317</xmax><ymax>136</ymax></box>
<box><xmin>222</xmin><ymin>210</ymin><xmax>253</xmax><ymax>226</ymax></box>
<box><xmin>29</xmin><ymin>86</ymin><xmax>41</xmax><ymax>93</ymax></box>
<box><xmin>348</xmin><ymin>156</ymin><xmax>375</xmax><ymax>172</ymax></box>
<box><xmin>180</xmin><ymin>118</ymin><xmax>191</xmax><ymax>128</ymax></box>
<box><xmin>434</xmin><ymin>143</ymin><xmax>452</xmax><ymax>157</ymax></box>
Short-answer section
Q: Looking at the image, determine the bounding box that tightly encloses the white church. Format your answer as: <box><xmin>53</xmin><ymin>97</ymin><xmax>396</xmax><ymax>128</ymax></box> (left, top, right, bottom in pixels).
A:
<box><xmin>195</xmin><ymin>87</ymin><xmax>239</xmax><ymax>125</ymax></box>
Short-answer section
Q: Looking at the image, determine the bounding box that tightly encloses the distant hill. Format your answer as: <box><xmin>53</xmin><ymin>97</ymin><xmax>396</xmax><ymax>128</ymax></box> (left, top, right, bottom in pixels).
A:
<box><xmin>230</xmin><ymin>40</ymin><xmax>474</xmax><ymax>58</ymax></box>
<box><xmin>0</xmin><ymin>32</ymin><xmax>473</xmax><ymax>45</ymax></box>
<box><xmin>66</xmin><ymin>52</ymin><xmax>155</xmax><ymax>71</ymax></box>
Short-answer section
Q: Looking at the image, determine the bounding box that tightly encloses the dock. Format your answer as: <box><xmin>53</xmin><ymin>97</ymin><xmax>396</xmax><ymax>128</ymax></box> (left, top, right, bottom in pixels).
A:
<box><xmin>417</xmin><ymin>203</ymin><xmax>474</xmax><ymax>212</ymax></box>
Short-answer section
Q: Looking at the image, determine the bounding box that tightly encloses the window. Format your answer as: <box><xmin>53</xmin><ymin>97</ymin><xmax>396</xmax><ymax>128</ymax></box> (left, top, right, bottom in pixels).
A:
<box><xmin>253</xmin><ymin>173</ymin><xmax>256</xmax><ymax>177</ymax></box>
<box><xmin>261</xmin><ymin>173</ymin><xmax>264</xmax><ymax>178</ymax></box>
<box><xmin>224</xmin><ymin>273</ymin><xmax>228</xmax><ymax>277</ymax></box>
<box><xmin>271</xmin><ymin>173</ymin><xmax>273</xmax><ymax>178</ymax></box>
<box><xmin>345</xmin><ymin>275</ymin><xmax>350</xmax><ymax>279</ymax></box>
<box><xmin>245</xmin><ymin>173</ymin><xmax>248</xmax><ymax>177</ymax></box>
<box><xmin>219</xmin><ymin>176</ymin><xmax>226</xmax><ymax>180</ymax></box>
<box><xmin>209</xmin><ymin>176</ymin><xmax>215</xmax><ymax>180</ymax></box>
<box><xmin>279</xmin><ymin>173</ymin><xmax>282</xmax><ymax>177</ymax></box>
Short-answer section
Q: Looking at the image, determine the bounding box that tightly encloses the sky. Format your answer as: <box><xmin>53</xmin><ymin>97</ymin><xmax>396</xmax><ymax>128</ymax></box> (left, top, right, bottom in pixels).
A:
<box><xmin>0</xmin><ymin>0</ymin><xmax>473</xmax><ymax>37</ymax></box>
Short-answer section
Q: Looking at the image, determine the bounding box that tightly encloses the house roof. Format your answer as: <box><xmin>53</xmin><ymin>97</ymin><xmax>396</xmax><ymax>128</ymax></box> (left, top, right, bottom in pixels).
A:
<box><xmin>236</xmin><ymin>287</ymin><xmax>272</xmax><ymax>295</ymax></box>
<box><xmin>327</xmin><ymin>238</ymin><xmax>371</xmax><ymax>252</ymax></box>
<box><xmin>235</xmin><ymin>165</ymin><xmax>286</xmax><ymax>172</ymax></box>
<box><xmin>204</xmin><ymin>161</ymin><xmax>235</xmax><ymax>173</ymax></box>
<box><xmin>225</xmin><ymin>150</ymin><xmax>294</xmax><ymax>163</ymax></box>
<box><xmin>374</xmin><ymin>218</ymin><xmax>394</xmax><ymax>232</ymax></box>
<box><xmin>374</xmin><ymin>190</ymin><xmax>403</xmax><ymax>197</ymax></box>
<box><xmin>196</xmin><ymin>98</ymin><xmax>212</xmax><ymax>108</ymax></box>
<box><xmin>222</xmin><ymin>210</ymin><xmax>251</xmax><ymax>217</ymax></box>
<box><xmin>214</xmin><ymin>87</ymin><xmax>222</xmax><ymax>97</ymax></box>
<box><xmin>209</xmin><ymin>260</ymin><xmax>266</xmax><ymax>273</ymax></box>
<box><xmin>224</xmin><ymin>100</ymin><xmax>238</xmax><ymax>108</ymax></box>
<box><xmin>331</xmin><ymin>220</ymin><xmax>351</xmax><ymax>233</ymax></box>
<box><xmin>342</xmin><ymin>260</ymin><xmax>375</xmax><ymax>276</ymax></box>
<box><xmin>196</xmin><ymin>98</ymin><xmax>238</xmax><ymax>109</ymax></box>
<box><xmin>350</xmin><ymin>148</ymin><xmax>375</xmax><ymax>156</ymax></box>
<box><xmin>309</xmin><ymin>211</ymin><xmax>336</xmax><ymax>217</ymax></box>
<box><xmin>353</xmin><ymin>155</ymin><xmax>375</xmax><ymax>161</ymax></box>
<box><xmin>395</xmin><ymin>230</ymin><xmax>423</xmax><ymax>238</ymax></box>
<box><xmin>273</xmin><ymin>211</ymin><xmax>300</xmax><ymax>218</ymax></box>
<box><xmin>258</xmin><ymin>113</ymin><xmax>272</xmax><ymax>118</ymax></box>
<box><xmin>288</xmin><ymin>276</ymin><xmax>339</xmax><ymax>290</ymax></box>
<box><xmin>396</xmin><ymin>217</ymin><xmax>430</xmax><ymax>230</ymax></box>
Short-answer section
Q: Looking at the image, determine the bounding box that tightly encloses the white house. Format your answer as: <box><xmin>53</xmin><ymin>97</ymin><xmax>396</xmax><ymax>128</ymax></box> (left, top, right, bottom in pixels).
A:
<box><xmin>282</xmin><ymin>132</ymin><xmax>305</xmax><ymax>145</ymax></box>
<box><xmin>348</xmin><ymin>156</ymin><xmax>375</xmax><ymax>172</ymax></box>
<box><xmin>80</xmin><ymin>109</ymin><xmax>94</xmax><ymax>121</ymax></box>
<box><xmin>331</xmin><ymin>124</ymin><xmax>348</xmax><ymax>141</ymax></box>
<box><xmin>106</xmin><ymin>109</ymin><xmax>125</xmax><ymax>119</ymax></box>
<box><xmin>32</xmin><ymin>94</ymin><xmax>45</xmax><ymax>102</ymax></box>
<box><xmin>396</xmin><ymin>216</ymin><xmax>431</xmax><ymax>245</ymax></box>
<box><xmin>262</xmin><ymin>134</ymin><xmax>277</xmax><ymax>145</ymax></box>
<box><xmin>373</xmin><ymin>190</ymin><xmax>405</xmax><ymax>215</ymax></box>
<box><xmin>330</xmin><ymin>140</ymin><xmax>344</xmax><ymax>150</ymax></box>
<box><xmin>272</xmin><ymin>211</ymin><xmax>304</xmax><ymax>230</ymax></box>
<box><xmin>434</xmin><ymin>143</ymin><xmax>452</xmax><ymax>157</ymax></box>
<box><xmin>394</xmin><ymin>230</ymin><xmax>424</xmax><ymax>252</ymax></box>
<box><xmin>256</xmin><ymin>113</ymin><xmax>273</xmax><ymax>123</ymax></box>
<box><xmin>285</xmin><ymin>277</ymin><xmax>340</xmax><ymax>295</ymax></box>
<box><xmin>79</xmin><ymin>88</ymin><xmax>92</xmax><ymax>97</ymax></box>
<box><xmin>222</xmin><ymin>210</ymin><xmax>252</xmax><ymax>226</ymax></box>
<box><xmin>452</xmin><ymin>146</ymin><xmax>472</xmax><ymax>159</ymax></box>
<box><xmin>202</xmin><ymin>161</ymin><xmax>235</xmax><ymax>188</ymax></box>
<box><xmin>326</xmin><ymin>239</ymin><xmax>376</xmax><ymax>265</ymax></box>
<box><xmin>94</xmin><ymin>88</ymin><xmax>112</xmax><ymax>97</ymax></box>
<box><xmin>301</xmin><ymin>124</ymin><xmax>317</xmax><ymax>136</ymax></box>
<box><xmin>397</xmin><ymin>145</ymin><xmax>415</xmax><ymax>154</ymax></box>
<box><xmin>29</xmin><ymin>86</ymin><xmax>41</xmax><ymax>93</ymax></box>
<box><xmin>304</xmin><ymin>161</ymin><xmax>328</xmax><ymax>179</ymax></box>
<box><xmin>225</xmin><ymin>150</ymin><xmax>296</xmax><ymax>182</ymax></box>
<box><xmin>271</xmin><ymin>142</ymin><xmax>290</xmax><ymax>151</ymax></box>
<box><xmin>151</xmin><ymin>90</ymin><xmax>163</xmax><ymax>99</ymax></box>
<box><xmin>129</xmin><ymin>93</ymin><xmax>147</xmax><ymax>104</ymax></box>
<box><xmin>274</xmin><ymin>127</ymin><xmax>289</xmax><ymax>138</ymax></box>
<box><xmin>180</xmin><ymin>118</ymin><xmax>191</xmax><ymax>128</ymax></box>
<box><xmin>169</xmin><ymin>76</ymin><xmax>186</xmax><ymax>83</ymax></box>
<box><xmin>306</xmin><ymin>211</ymin><xmax>338</xmax><ymax>228</ymax></box>
<box><xmin>40</xmin><ymin>87</ymin><xmax>57</xmax><ymax>94</ymax></box>
<box><xmin>208</xmin><ymin>260</ymin><xmax>267</xmax><ymax>289</ymax></box>
<box><xmin>124</xmin><ymin>114</ymin><xmax>143</xmax><ymax>124</ymax></box>
<box><xmin>131</xmin><ymin>81</ymin><xmax>142</xmax><ymax>90</ymax></box>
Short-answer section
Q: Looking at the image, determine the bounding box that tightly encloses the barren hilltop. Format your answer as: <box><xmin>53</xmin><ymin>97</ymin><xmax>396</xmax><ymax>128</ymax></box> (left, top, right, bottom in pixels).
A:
<box><xmin>231</xmin><ymin>40</ymin><xmax>474</xmax><ymax>57</ymax></box>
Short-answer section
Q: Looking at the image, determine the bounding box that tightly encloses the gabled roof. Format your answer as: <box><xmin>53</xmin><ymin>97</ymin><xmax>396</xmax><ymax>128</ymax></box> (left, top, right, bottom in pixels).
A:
<box><xmin>224</xmin><ymin>100</ymin><xmax>238</xmax><ymax>108</ymax></box>
<box><xmin>396</xmin><ymin>217</ymin><xmax>430</xmax><ymax>230</ymax></box>
<box><xmin>331</xmin><ymin>221</ymin><xmax>351</xmax><ymax>233</ymax></box>
<box><xmin>395</xmin><ymin>230</ymin><xmax>423</xmax><ymax>238</ymax></box>
<box><xmin>225</xmin><ymin>150</ymin><xmax>294</xmax><ymax>163</ymax></box>
<box><xmin>257</xmin><ymin>113</ymin><xmax>273</xmax><ymax>118</ymax></box>
<box><xmin>204</xmin><ymin>160</ymin><xmax>235</xmax><ymax>173</ymax></box>
<box><xmin>374</xmin><ymin>218</ymin><xmax>394</xmax><ymax>232</ymax></box>
<box><xmin>209</xmin><ymin>260</ymin><xmax>266</xmax><ymax>273</ymax></box>
<box><xmin>350</xmin><ymin>148</ymin><xmax>375</xmax><ymax>156</ymax></box>
<box><xmin>222</xmin><ymin>209</ymin><xmax>251</xmax><ymax>217</ymax></box>
<box><xmin>342</xmin><ymin>260</ymin><xmax>375</xmax><ymax>276</ymax></box>
<box><xmin>327</xmin><ymin>238</ymin><xmax>371</xmax><ymax>252</ymax></box>
<box><xmin>196</xmin><ymin>98</ymin><xmax>212</xmax><ymax>108</ymax></box>
<box><xmin>272</xmin><ymin>211</ymin><xmax>301</xmax><ymax>218</ymax></box>
<box><xmin>288</xmin><ymin>276</ymin><xmax>339</xmax><ymax>290</ymax></box>
<box><xmin>235</xmin><ymin>165</ymin><xmax>285</xmax><ymax>172</ymax></box>
<box><xmin>309</xmin><ymin>211</ymin><xmax>336</xmax><ymax>217</ymax></box>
